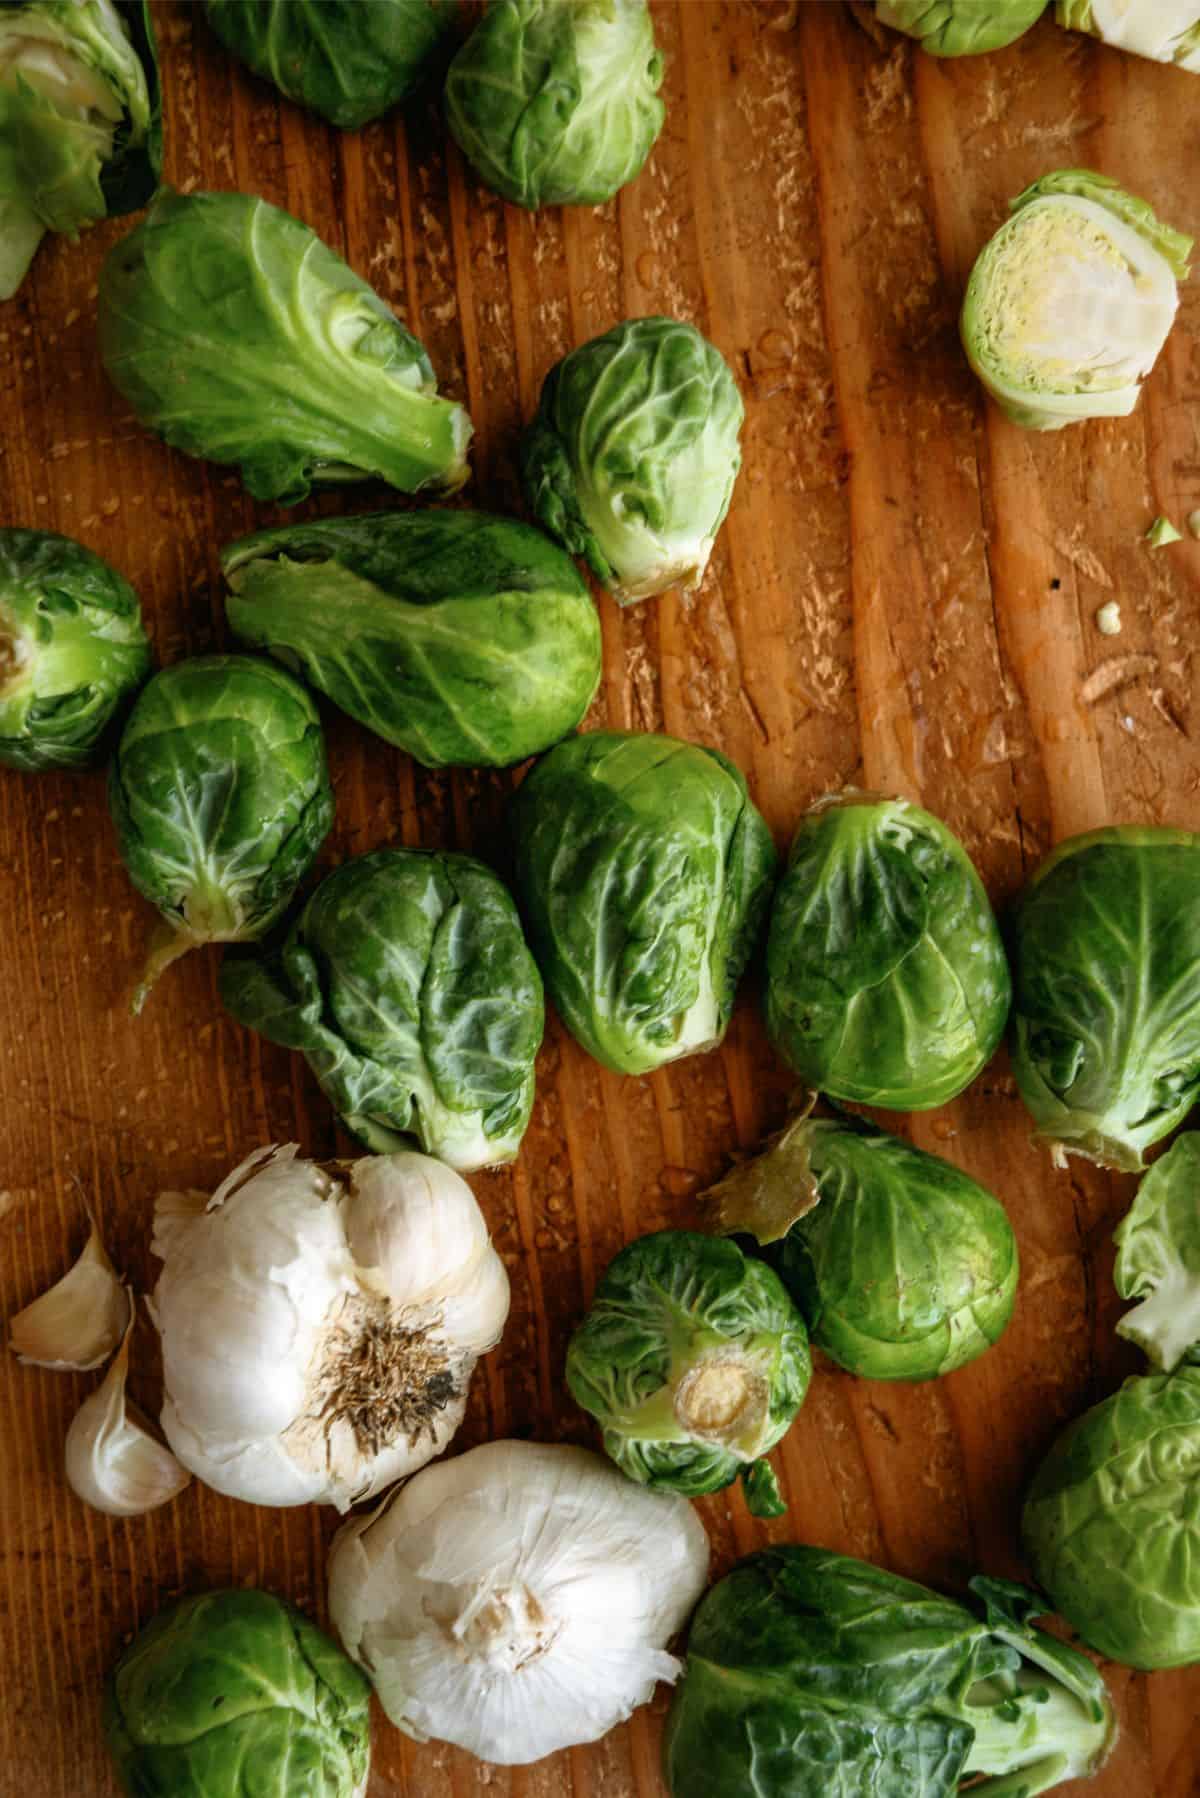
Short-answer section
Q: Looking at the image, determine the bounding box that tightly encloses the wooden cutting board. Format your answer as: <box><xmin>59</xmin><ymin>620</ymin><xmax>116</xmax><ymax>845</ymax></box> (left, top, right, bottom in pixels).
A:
<box><xmin>1</xmin><ymin>3</ymin><xmax>1198</xmax><ymax>1793</ymax></box>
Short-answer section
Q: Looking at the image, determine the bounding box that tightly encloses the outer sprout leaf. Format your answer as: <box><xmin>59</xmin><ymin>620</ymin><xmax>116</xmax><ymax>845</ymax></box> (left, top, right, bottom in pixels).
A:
<box><xmin>222</xmin><ymin>510</ymin><xmax>601</xmax><ymax>768</ymax></box>
<box><xmin>99</xmin><ymin>188</ymin><xmax>472</xmax><ymax>504</ymax></box>
<box><xmin>1009</xmin><ymin>826</ymin><xmax>1200</xmax><ymax>1170</ymax></box>
<box><xmin>1113</xmin><ymin>1132</ymin><xmax>1200</xmax><ymax>1370</ymax></box>
<box><xmin>221</xmin><ymin>848</ymin><xmax>544</xmax><ymax>1172</ymax></box>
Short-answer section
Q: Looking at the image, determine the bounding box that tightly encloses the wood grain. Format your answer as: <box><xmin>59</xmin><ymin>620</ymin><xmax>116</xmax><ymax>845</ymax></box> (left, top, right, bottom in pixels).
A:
<box><xmin>1</xmin><ymin>3</ymin><xmax>1199</xmax><ymax>1793</ymax></box>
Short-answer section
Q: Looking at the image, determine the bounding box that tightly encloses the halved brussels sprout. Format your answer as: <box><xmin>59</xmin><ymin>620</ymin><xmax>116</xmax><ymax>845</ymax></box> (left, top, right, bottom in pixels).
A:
<box><xmin>99</xmin><ymin>188</ymin><xmax>472</xmax><ymax>505</ymax></box>
<box><xmin>205</xmin><ymin>0</ymin><xmax>458</xmax><ymax>130</ymax></box>
<box><xmin>710</xmin><ymin>1111</ymin><xmax>1018</xmax><ymax>1383</ymax></box>
<box><xmin>222</xmin><ymin>510</ymin><xmax>601</xmax><ymax>769</ymax></box>
<box><xmin>565</xmin><ymin>1229</ymin><xmax>810</xmax><ymax>1517</ymax></box>
<box><xmin>1023</xmin><ymin>1367</ymin><xmax>1200</xmax><ymax>1670</ymax></box>
<box><xmin>511</xmin><ymin>730</ymin><xmax>777</xmax><ymax>1076</ymax></box>
<box><xmin>110</xmin><ymin>655</ymin><xmax>334</xmax><ymax>1010</ymax></box>
<box><xmin>521</xmin><ymin>316</ymin><xmax>743</xmax><ymax>604</ymax></box>
<box><xmin>1057</xmin><ymin>1</ymin><xmax>1200</xmax><ymax>70</ymax></box>
<box><xmin>0</xmin><ymin>0</ymin><xmax>160</xmax><ymax>299</ymax></box>
<box><xmin>220</xmin><ymin>848</ymin><xmax>544</xmax><ymax>1172</ymax></box>
<box><xmin>1010</xmin><ymin>826</ymin><xmax>1200</xmax><ymax>1171</ymax></box>
<box><xmin>961</xmin><ymin>169</ymin><xmax>1192</xmax><ymax>430</ymax></box>
<box><xmin>764</xmin><ymin>792</ymin><xmax>1010</xmax><ymax>1110</ymax></box>
<box><xmin>445</xmin><ymin>0</ymin><xmax>664</xmax><ymax>209</ymax></box>
<box><xmin>1113</xmin><ymin>1132</ymin><xmax>1200</xmax><ymax>1370</ymax></box>
<box><xmin>104</xmin><ymin>1589</ymin><xmax>372</xmax><ymax>1798</ymax></box>
<box><xmin>876</xmin><ymin>0</ymin><xmax>1048</xmax><ymax>54</ymax></box>
<box><xmin>0</xmin><ymin>528</ymin><xmax>150</xmax><ymax>770</ymax></box>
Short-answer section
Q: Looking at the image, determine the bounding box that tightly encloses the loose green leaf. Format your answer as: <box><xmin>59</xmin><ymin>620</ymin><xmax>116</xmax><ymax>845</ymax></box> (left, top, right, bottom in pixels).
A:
<box><xmin>1113</xmin><ymin>1132</ymin><xmax>1200</xmax><ymax>1369</ymax></box>
<box><xmin>1010</xmin><ymin>826</ymin><xmax>1200</xmax><ymax>1170</ymax></box>
<box><xmin>99</xmin><ymin>188</ymin><xmax>472</xmax><ymax>505</ymax></box>
<box><xmin>445</xmin><ymin>0</ymin><xmax>664</xmax><ymax>209</ymax></box>
<box><xmin>221</xmin><ymin>848</ymin><xmax>543</xmax><ymax>1171</ymax></box>
<box><xmin>876</xmin><ymin>0</ymin><xmax>1047</xmax><ymax>55</ymax></box>
<box><xmin>520</xmin><ymin>315</ymin><xmax>743</xmax><ymax>604</ymax></box>
<box><xmin>961</xmin><ymin>169</ymin><xmax>1192</xmax><ymax>431</ymax></box>
<box><xmin>664</xmin><ymin>1546</ymin><xmax>1115</xmax><ymax>1798</ymax></box>
<box><xmin>511</xmin><ymin>730</ymin><xmax>777</xmax><ymax>1075</ymax></box>
<box><xmin>0</xmin><ymin>527</ymin><xmax>150</xmax><ymax>770</ymax></box>
<box><xmin>206</xmin><ymin>0</ymin><xmax>457</xmax><ymax>130</ymax></box>
<box><xmin>104</xmin><ymin>1589</ymin><xmax>371</xmax><ymax>1798</ymax></box>
<box><xmin>1056</xmin><ymin>1</ymin><xmax>1200</xmax><ymax>71</ymax></box>
<box><xmin>565</xmin><ymin>1230</ymin><xmax>810</xmax><ymax>1503</ymax></box>
<box><xmin>222</xmin><ymin>509</ymin><xmax>601</xmax><ymax>768</ymax></box>
<box><xmin>1023</xmin><ymin>1366</ymin><xmax>1200</xmax><ymax>1670</ymax></box>
<box><xmin>724</xmin><ymin>1113</ymin><xmax>1019</xmax><ymax>1383</ymax></box>
<box><xmin>764</xmin><ymin>792</ymin><xmax>1010</xmax><ymax>1109</ymax></box>
<box><xmin>0</xmin><ymin>0</ymin><xmax>161</xmax><ymax>298</ymax></box>
<box><xmin>109</xmin><ymin>654</ymin><xmax>334</xmax><ymax>1010</ymax></box>
<box><xmin>1146</xmin><ymin>514</ymin><xmax>1183</xmax><ymax>547</ymax></box>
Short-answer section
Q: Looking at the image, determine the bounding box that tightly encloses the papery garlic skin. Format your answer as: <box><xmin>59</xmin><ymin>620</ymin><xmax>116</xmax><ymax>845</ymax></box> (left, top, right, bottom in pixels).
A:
<box><xmin>9</xmin><ymin>1213</ymin><xmax>130</xmax><ymax>1370</ymax></box>
<box><xmin>65</xmin><ymin>1328</ymin><xmax>191</xmax><ymax>1517</ymax></box>
<box><xmin>327</xmin><ymin>1440</ymin><xmax>710</xmax><ymax>1765</ymax></box>
<box><xmin>151</xmin><ymin>1145</ymin><xmax>510</xmax><ymax>1511</ymax></box>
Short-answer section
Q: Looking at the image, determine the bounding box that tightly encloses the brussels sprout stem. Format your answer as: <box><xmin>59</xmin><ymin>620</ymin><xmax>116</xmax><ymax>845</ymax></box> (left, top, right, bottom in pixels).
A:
<box><xmin>956</xmin><ymin>1630</ymin><xmax>1115</xmax><ymax>1791</ymax></box>
<box><xmin>0</xmin><ymin>616</ymin><xmax>32</xmax><ymax>695</ymax></box>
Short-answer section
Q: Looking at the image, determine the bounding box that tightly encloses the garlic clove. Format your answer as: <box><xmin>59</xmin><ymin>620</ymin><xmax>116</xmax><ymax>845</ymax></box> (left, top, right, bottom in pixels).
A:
<box><xmin>65</xmin><ymin>1323</ymin><xmax>191</xmax><ymax>1517</ymax></box>
<box><xmin>9</xmin><ymin>1213</ymin><xmax>131</xmax><ymax>1371</ymax></box>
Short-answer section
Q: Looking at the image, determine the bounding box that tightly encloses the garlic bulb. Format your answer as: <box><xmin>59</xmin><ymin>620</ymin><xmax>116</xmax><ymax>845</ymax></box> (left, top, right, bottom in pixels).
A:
<box><xmin>9</xmin><ymin>1211</ymin><xmax>130</xmax><ymax>1370</ymax></box>
<box><xmin>150</xmin><ymin>1145</ymin><xmax>510</xmax><ymax>1510</ymax></box>
<box><xmin>65</xmin><ymin>1324</ymin><xmax>191</xmax><ymax>1517</ymax></box>
<box><xmin>327</xmin><ymin>1440</ymin><xmax>710</xmax><ymax>1766</ymax></box>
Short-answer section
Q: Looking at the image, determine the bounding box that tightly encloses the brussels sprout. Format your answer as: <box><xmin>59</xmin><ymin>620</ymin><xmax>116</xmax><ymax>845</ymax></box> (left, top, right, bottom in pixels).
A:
<box><xmin>0</xmin><ymin>528</ymin><xmax>150</xmax><ymax>770</ymax></box>
<box><xmin>961</xmin><ymin>169</ymin><xmax>1192</xmax><ymax>431</ymax></box>
<box><xmin>520</xmin><ymin>316</ymin><xmax>743</xmax><ymax>604</ymax></box>
<box><xmin>664</xmin><ymin>1547</ymin><xmax>1116</xmax><ymax>1798</ymax></box>
<box><xmin>445</xmin><ymin>0</ymin><xmax>664</xmax><ymax>210</ymax></box>
<box><xmin>510</xmin><ymin>730</ymin><xmax>777</xmax><ymax>1076</ymax></box>
<box><xmin>1010</xmin><ymin>826</ymin><xmax>1200</xmax><ymax>1171</ymax></box>
<box><xmin>99</xmin><ymin>188</ymin><xmax>472</xmax><ymax>505</ymax></box>
<box><xmin>764</xmin><ymin>792</ymin><xmax>1010</xmax><ymax>1110</ymax></box>
<box><xmin>205</xmin><ymin>0</ymin><xmax>457</xmax><ymax>130</ymax></box>
<box><xmin>1023</xmin><ymin>1366</ymin><xmax>1200</xmax><ymax>1670</ymax></box>
<box><xmin>222</xmin><ymin>510</ymin><xmax>601</xmax><ymax>769</ymax></box>
<box><xmin>0</xmin><ymin>0</ymin><xmax>160</xmax><ymax>299</ymax></box>
<box><xmin>221</xmin><ymin>848</ymin><xmax>543</xmax><ymax>1172</ymax></box>
<box><xmin>875</xmin><ymin>0</ymin><xmax>1047</xmax><ymax>54</ymax></box>
<box><xmin>110</xmin><ymin>655</ymin><xmax>334</xmax><ymax>1010</ymax></box>
<box><xmin>103</xmin><ymin>1588</ymin><xmax>371</xmax><ymax>1798</ymax></box>
<box><xmin>1057</xmin><ymin>1</ymin><xmax>1200</xmax><ymax>70</ymax></box>
<box><xmin>1113</xmin><ymin>1133</ymin><xmax>1200</xmax><ymax>1371</ymax></box>
<box><xmin>565</xmin><ymin>1229</ymin><xmax>810</xmax><ymax>1516</ymax></box>
<box><xmin>710</xmin><ymin>1111</ymin><xmax>1018</xmax><ymax>1382</ymax></box>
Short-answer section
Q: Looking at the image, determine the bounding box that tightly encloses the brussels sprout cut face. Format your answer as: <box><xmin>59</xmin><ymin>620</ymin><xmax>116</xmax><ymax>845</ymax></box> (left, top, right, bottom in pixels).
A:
<box><xmin>875</xmin><ymin>0</ymin><xmax>1048</xmax><ymax>55</ymax></box>
<box><xmin>511</xmin><ymin>731</ymin><xmax>777</xmax><ymax>1075</ymax></box>
<box><xmin>1010</xmin><ymin>826</ymin><xmax>1200</xmax><ymax>1170</ymax></box>
<box><xmin>665</xmin><ymin>1547</ymin><xmax>1115</xmax><ymax>1798</ymax></box>
<box><xmin>221</xmin><ymin>849</ymin><xmax>544</xmax><ymax>1172</ymax></box>
<box><xmin>961</xmin><ymin>170</ymin><xmax>1192</xmax><ymax>431</ymax></box>
<box><xmin>712</xmin><ymin>1113</ymin><xmax>1018</xmax><ymax>1382</ymax></box>
<box><xmin>0</xmin><ymin>0</ymin><xmax>160</xmax><ymax>298</ymax></box>
<box><xmin>103</xmin><ymin>1589</ymin><xmax>372</xmax><ymax>1798</ymax></box>
<box><xmin>1023</xmin><ymin>1367</ymin><xmax>1200</xmax><ymax>1670</ymax></box>
<box><xmin>565</xmin><ymin>1230</ymin><xmax>810</xmax><ymax>1515</ymax></box>
<box><xmin>0</xmin><ymin>529</ymin><xmax>150</xmax><ymax>770</ymax></box>
<box><xmin>1113</xmin><ymin>1133</ymin><xmax>1200</xmax><ymax>1371</ymax></box>
<box><xmin>110</xmin><ymin>655</ymin><xmax>334</xmax><ymax>1009</ymax></box>
<box><xmin>521</xmin><ymin>316</ymin><xmax>744</xmax><ymax>604</ymax></box>
<box><xmin>765</xmin><ymin>792</ymin><xmax>1010</xmax><ymax>1109</ymax></box>
<box><xmin>204</xmin><ymin>0</ymin><xmax>457</xmax><ymax>131</ymax></box>
<box><xmin>99</xmin><ymin>189</ymin><xmax>472</xmax><ymax>505</ymax></box>
<box><xmin>445</xmin><ymin>0</ymin><xmax>664</xmax><ymax>210</ymax></box>
<box><xmin>1057</xmin><ymin>0</ymin><xmax>1200</xmax><ymax>70</ymax></box>
<box><xmin>223</xmin><ymin>510</ymin><xmax>601</xmax><ymax>768</ymax></box>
